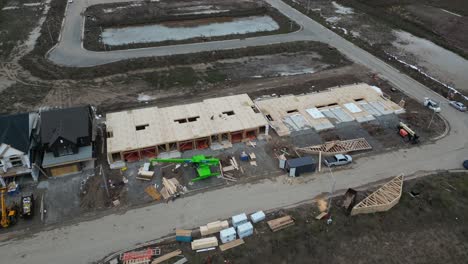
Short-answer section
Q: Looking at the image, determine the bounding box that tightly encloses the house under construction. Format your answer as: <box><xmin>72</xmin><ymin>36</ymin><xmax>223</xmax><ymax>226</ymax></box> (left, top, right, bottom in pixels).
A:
<box><xmin>106</xmin><ymin>94</ymin><xmax>268</xmax><ymax>164</ymax></box>
<box><xmin>255</xmin><ymin>83</ymin><xmax>405</xmax><ymax>136</ymax></box>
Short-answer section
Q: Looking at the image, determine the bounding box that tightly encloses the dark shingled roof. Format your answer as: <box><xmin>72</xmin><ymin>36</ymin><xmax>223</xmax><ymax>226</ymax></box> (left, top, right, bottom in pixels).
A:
<box><xmin>40</xmin><ymin>106</ymin><xmax>90</xmax><ymax>145</ymax></box>
<box><xmin>0</xmin><ymin>113</ymin><xmax>30</xmax><ymax>153</ymax></box>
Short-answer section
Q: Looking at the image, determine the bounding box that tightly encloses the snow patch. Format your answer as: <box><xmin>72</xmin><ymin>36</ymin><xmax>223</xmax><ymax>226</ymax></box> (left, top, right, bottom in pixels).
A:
<box><xmin>103</xmin><ymin>3</ymin><xmax>142</xmax><ymax>13</ymax></box>
<box><xmin>387</xmin><ymin>52</ymin><xmax>468</xmax><ymax>101</ymax></box>
<box><xmin>279</xmin><ymin>69</ymin><xmax>315</xmax><ymax>76</ymax></box>
<box><xmin>332</xmin><ymin>1</ymin><xmax>354</xmax><ymax>15</ymax></box>
<box><xmin>2</xmin><ymin>6</ymin><xmax>19</xmax><ymax>10</ymax></box>
<box><xmin>326</xmin><ymin>16</ymin><xmax>340</xmax><ymax>24</ymax></box>
<box><xmin>137</xmin><ymin>94</ymin><xmax>155</xmax><ymax>102</ymax></box>
<box><xmin>370</xmin><ymin>85</ymin><xmax>383</xmax><ymax>95</ymax></box>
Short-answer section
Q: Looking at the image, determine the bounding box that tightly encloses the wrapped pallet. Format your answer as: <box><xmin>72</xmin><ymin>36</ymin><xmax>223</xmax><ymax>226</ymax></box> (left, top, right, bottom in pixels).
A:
<box><xmin>200</xmin><ymin>220</ymin><xmax>229</xmax><ymax>236</ymax></box>
<box><xmin>191</xmin><ymin>237</ymin><xmax>218</xmax><ymax>250</ymax></box>
<box><xmin>175</xmin><ymin>229</ymin><xmax>192</xmax><ymax>243</ymax></box>
<box><xmin>250</xmin><ymin>211</ymin><xmax>266</xmax><ymax>223</ymax></box>
<box><xmin>237</xmin><ymin>222</ymin><xmax>253</xmax><ymax>239</ymax></box>
<box><xmin>220</xmin><ymin>227</ymin><xmax>237</xmax><ymax>244</ymax></box>
<box><xmin>232</xmin><ymin>213</ymin><xmax>248</xmax><ymax>228</ymax></box>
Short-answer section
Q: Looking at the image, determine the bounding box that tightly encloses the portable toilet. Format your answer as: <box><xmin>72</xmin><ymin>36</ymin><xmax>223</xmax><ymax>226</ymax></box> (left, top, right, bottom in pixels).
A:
<box><xmin>232</xmin><ymin>213</ymin><xmax>248</xmax><ymax>228</ymax></box>
<box><xmin>285</xmin><ymin>156</ymin><xmax>316</xmax><ymax>177</ymax></box>
<box><xmin>237</xmin><ymin>221</ymin><xmax>253</xmax><ymax>239</ymax></box>
<box><xmin>250</xmin><ymin>211</ymin><xmax>266</xmax><ymax>223</ymax></box>
<box><xmin>220</xmin><ymin>227</ymin><xmax>237</xmax><ymax>244</ymax></box>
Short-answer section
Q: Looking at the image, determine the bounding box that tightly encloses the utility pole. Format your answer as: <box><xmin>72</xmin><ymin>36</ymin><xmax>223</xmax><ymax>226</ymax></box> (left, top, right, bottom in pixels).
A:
<box><xmin>289</xmin><ymin>20</ymin><xmax>293</xmax><ymax>31</ymax></box>
<box><xmin>307</xmin><ymin>0</ymin><xmax>310</xmax><ymax>13</ymax></box>
<box><xmin>100</xmin><ymin>165</ymin><xmax>110</xmax><ymax>198</ymax></box>
<box><xmin>326</xmin><ymin>166</ymin><xmax>336</xmax><ymax>224</ymax></box>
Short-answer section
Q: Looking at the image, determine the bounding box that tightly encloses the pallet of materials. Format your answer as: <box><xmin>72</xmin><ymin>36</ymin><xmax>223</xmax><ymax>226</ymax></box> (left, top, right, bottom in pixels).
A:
<box><xmin>191</xmin><ymin>237</ymin><xmax>219</xmax><ymax>250</ymax></box>
<box><xmin>219</xmin><ymin>239</ymin><xmax>245</xmax><ymax>252</ymax></box>
<box><xmin>144</xmin><ymin>186</ymin><xmax>161</xmax><ymax>201</ymax></box>
<box><xmin>200</xmin><ymin>220</ymin><xmax>229</xmax><ymax>236</ymax></box>
<box><xmin>267</xmin><ymin>215</ymin><xmax>295</xmax><ymax>232</ymax></box>
<box><xmin>176</xmin><ymin>229</ymin><xmax>193</xmax><ymax>242</ymax></box>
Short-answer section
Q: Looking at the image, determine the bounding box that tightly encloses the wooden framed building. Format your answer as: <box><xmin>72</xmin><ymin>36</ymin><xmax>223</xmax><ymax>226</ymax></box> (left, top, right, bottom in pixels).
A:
<box><xmin>106</xmin><ymin>94</ymin><xmax>268</xmax><ymax>165</ymax></box>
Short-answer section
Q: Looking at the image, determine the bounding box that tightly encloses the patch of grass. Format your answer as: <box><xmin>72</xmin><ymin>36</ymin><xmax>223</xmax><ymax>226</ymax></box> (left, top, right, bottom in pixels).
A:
<box><xmin>203</xmin><ymin>68</ymin><xmax>227</xmax><ymax>83</ymax></box>
<box><xmin>0</xmin><ymin>7</ymin><xmax>41</xmax><ymax>59</ymax></box>
<box><xmin>143</xmin><ymin>67</ymin><xmax>198</xmax><ymax>89</ymax></box>
<box><xmin>0</xmin><ymin>83</ymin><xmax>52</xmax><ymax>114</ymax></box>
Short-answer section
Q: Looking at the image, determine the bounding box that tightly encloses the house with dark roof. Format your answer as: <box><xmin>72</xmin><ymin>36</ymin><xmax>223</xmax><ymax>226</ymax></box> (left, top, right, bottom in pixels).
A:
<box><xmin>0</xmin><ymin>112</ymin><xmax>40</xmax><ymax>182</ymax></box>
<box><xmin>40</xmin><ymin>106</ymin><xmax>95</xmax><ymax>177</ymax></box>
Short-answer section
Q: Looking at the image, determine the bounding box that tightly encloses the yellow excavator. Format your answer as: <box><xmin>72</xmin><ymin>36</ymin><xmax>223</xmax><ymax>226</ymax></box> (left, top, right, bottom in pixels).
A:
<box><xmin>0</xmin><ymin>187</ymin><xmax>18</xmax><ymax>228</ymax></box>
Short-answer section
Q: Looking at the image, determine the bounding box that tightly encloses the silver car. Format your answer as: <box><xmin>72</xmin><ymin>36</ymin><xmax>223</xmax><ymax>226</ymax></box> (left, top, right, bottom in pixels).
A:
<box><xmin>449</xmin><ymin>101</ymin><xmax>467</xmax><ymax>112</ymax></box>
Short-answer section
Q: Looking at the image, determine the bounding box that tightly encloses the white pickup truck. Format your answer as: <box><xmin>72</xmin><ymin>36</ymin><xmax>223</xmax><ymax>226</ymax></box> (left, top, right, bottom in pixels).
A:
<box><xmin>323</xmin><ymin>154</ymin><xmax>352</xmax><ymax>167</ymax></box>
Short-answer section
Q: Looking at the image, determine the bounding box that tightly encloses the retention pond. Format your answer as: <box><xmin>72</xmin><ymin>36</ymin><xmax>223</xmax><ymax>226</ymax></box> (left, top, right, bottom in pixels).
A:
<box><xmin>101</xmin><ymin>15</ymin><xmax>280</xmax><ymax>46</ymax></box>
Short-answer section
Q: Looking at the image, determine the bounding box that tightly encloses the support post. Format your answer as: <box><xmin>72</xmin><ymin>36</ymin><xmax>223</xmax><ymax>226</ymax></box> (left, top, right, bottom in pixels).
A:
<box><xmin>318</xmin><ymin>151</ymin><xmax>322</xmax><ymax>172</ymax></box>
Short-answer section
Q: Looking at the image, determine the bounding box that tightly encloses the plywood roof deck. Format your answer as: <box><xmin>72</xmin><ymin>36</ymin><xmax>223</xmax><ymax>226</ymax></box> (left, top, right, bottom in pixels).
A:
<box><xmin>255</xmin><ymin>83</ymin><xmax>404</xmax><ymax>136</ymax></box>
<box><xmin>106</xmin><ymin>94</ymin><xmax>268</xmax><ymax>153</ymax></box>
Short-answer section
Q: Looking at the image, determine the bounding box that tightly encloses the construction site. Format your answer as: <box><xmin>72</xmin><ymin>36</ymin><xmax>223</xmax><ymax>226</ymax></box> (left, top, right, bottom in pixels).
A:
<box><xmin>0</xmin><ymin>0</ymin><xmax>467</xmax><ymax>263</ymax></box>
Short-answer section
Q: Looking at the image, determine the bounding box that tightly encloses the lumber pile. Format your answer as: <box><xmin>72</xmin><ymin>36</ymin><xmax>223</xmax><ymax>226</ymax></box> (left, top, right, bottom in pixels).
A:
<box><xmin>296</xmin><ymin>138</ymin><xmax>372</xmax><ymax>155</ymax></box>
<box><xmin>137</xmin><ymin>163</ymin><xmax>154</xmax><ymax>181</ymax></box>
<box><xmin>200</xmin><ymin>220</ymin><xmax>229</xmax><ymax>236</ymax></box>
<box><xmin>144</xmin><ymin>186</ymin><xmax>161</xmax><ymax>201</ymax></box>
<box><xmin>219</xmin><ymin>239</ymin><xmax>244</xmax><ymax>252</ymax></box>
<box><xmin>151</xmin><ymin>249</ymin><xmax>182</xmax><ymax>264</ymax></box>
<box><xmin>160</xmin><ymin>177</ymin><xmax>182</xmax><ymax>200</ymax></box>
<box><xmin>191</xmin><ymin>237</ymin><xmax>218</xmax><ymax>250</ymax></box>
<box><xmin>267</xmin><ymin>215</ymin><xmax>295</xmax><ymax>232</ymax></box>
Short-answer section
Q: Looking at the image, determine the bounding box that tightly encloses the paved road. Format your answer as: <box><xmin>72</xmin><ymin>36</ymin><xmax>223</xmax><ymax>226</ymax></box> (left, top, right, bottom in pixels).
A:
<box><xmin>2</xmin><ymin>0</ymin><xmax>467</xmax><ymax>263</ymax></box>
<box><xmin>47</xmin><ymin>0</ymin><xmax>315</xmax><ymax>67</ymax></box>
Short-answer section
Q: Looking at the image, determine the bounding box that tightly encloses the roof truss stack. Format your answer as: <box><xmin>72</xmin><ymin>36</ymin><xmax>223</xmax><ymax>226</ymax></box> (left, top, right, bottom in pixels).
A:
<box><xmin>296</xmin><ymin>138</ymin><xmax>372</xmax><ymax>155</ymax></box>
<box><xmin>351</xmin><ymin>174</ymin><xmax>404</xmax><ymax>215</ymax></box>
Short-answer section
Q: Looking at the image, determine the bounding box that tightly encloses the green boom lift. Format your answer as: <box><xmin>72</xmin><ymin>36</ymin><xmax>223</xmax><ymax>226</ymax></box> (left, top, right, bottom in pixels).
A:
<box><xmin>150</xmin><ymin>155</ymin><xmax>220</xmax><ymax>182</ymax></box>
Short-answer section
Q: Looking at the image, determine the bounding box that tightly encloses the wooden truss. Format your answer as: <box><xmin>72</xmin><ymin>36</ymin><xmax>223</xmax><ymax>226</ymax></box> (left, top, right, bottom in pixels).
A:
<box><xmin>296</xmin><ymin>138</ymin><xmax>372</xmax><ymax>155</ymax></box>
<box><xmin>351</xmin><ymin>174</ymin><xmax>404</xmax><ymax>216</ymax></box>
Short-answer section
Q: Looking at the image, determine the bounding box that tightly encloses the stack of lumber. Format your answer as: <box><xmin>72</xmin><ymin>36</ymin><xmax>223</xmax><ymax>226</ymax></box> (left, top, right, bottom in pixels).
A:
<box><xmin>219</xmin><ymin>239</ymin><xmax>244</xmax><ymax>252</ymax></box>
<box><xmin>267</xmin><ymin>215</ymin><xmax>295</xmax><ymax>232</ymax></box>
<box><xmin>137</xmin><ymin>163</ymin><xmax>154</xmax><ymax>180</ymax></box>
<box><xmin>191</xmin><ymin>237</ymin><xmax>218</xmax><ymax>250</ymax></box>
<box><xmin>200</xmin><ymin>220</ymin><xmax>229</xmax><ymax>236</ymax></box>
<box><xmin>175</xmin><ymin>229</ymin><xmax>192</xmax><ymax>242</ymax></box>
<box><xmin>151</xmin><ymin>249</ymin><xmax>182</xmax><ymax>264</ymax></box>
<box><xmin>144</xmin><ymin>186</ymin><xmax>161</xmax><ymax>201</ymax></box>
<box><xmin>160</xmin><ymin>177</ymin><xmax>181</xmax><ymax>200</ymax></box>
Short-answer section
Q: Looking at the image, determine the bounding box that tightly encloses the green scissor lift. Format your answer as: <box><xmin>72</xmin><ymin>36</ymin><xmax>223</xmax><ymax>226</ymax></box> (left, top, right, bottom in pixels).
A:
<box><xmin>150</xmin><ymin>155</ymin><xmax>220</xmax><ymax>181</ymax></box>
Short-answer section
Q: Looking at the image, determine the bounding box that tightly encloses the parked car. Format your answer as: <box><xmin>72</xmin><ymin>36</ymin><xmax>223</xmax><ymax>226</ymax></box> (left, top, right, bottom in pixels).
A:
<box><xmin>449</xmin><ymin>101</ymin><xmax>467</xmax><ymax>112</ymax></box>
<box><xmin>323</xmin><ymin>154</ymin><xmax>352</xmax><ymax>167</ymax></box>
<box><xmin>424</xmin><ymin>98</ymin><xmax>441</xmax><ymax>112</ymax></box>
<box><xmin>463</xmin><ymin>160</ymin><xmax>468</xmax><ymax>170</ymax></box>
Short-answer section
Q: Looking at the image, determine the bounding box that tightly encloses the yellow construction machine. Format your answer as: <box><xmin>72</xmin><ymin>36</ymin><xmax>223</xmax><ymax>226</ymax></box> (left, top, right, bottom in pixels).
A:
<box><xmin>0</xmin><ymin>187</ymin><xmax>18</xmax><ymax>228</ymax></box>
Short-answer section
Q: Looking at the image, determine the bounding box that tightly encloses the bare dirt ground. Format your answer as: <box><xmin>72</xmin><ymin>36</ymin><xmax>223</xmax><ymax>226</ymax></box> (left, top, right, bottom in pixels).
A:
<box><xmin>285</xmin><ymin>0</ymin><xmax>468</xmax><ymax>102</ymax></box>
<box><xmin>106</xmin><ymin>171</ymin><xmax>468</xmax><ymax>264</ymax></box>
<box><xmin>84</xmin><ymin>0</ymin><xmax>298</xmax><ymax>51</ymax></box>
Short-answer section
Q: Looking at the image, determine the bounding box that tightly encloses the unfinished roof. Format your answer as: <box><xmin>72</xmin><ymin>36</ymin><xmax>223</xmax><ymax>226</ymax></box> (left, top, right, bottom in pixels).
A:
<box><xmin>106</xmin><ymin>94</ymin><xmax>267</xmax><ymax>153</ymax></box>
<box><xmin>255</xmin><ymin>83</ymin><xmax>405</xmax><ymax>136</ymax></box>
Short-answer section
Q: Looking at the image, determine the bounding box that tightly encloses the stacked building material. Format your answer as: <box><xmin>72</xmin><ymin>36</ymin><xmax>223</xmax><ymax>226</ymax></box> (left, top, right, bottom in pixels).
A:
<box><xmin>220</xmin><ymin>227</ymin><xmax>237</xmax><ymax>244</ymax></box>
<box><xmin>237</xmin><ymin>222</ymin><xmax>254</xmax><ymax>239</ymax></box>
<box><xmin>175</xmin><ymin>229</ymin><xmax>192</xmax><ymax>243</ymax></box>
<box><xmin>191</xmin><ymin>237</ymin><xmax>219</xmax><ymax>250</ymax></box>
<box><xmin>267</xmin><ymin>215</ymin><xmax>295</xmax><ymax>232</ymax></box>
<box><xmin>219</xmin><ymin>239</ymin><xmax>245</xmax><ymax>252</ymax></box>
<box><xmin>250</xmin><ymin>211</ymin><xmax>266</xmax><ymax>223</ymax></box>
<box><xmin>200</xmin><ymin>220</ymin><xmax>229</xmax><ymax>236</ymax></box>
<box><xmin>151</xmin><ymin>249</ymin><xmax>182</xmax><ymax>264</ymax></box>
<box><xmin>232</xmin><ymin>213</ymin><xmax>248</xmax><ymax>228</ymax></box>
